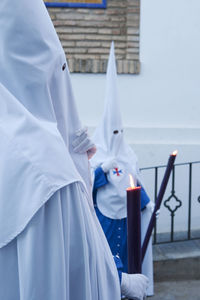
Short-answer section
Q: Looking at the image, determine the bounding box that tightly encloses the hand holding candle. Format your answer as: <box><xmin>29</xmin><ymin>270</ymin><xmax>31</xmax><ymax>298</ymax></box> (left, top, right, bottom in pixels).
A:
<box><xmin>127</xmin><ymin>175</ymin><xmax>142</xmax><ymax>274</ymax></box>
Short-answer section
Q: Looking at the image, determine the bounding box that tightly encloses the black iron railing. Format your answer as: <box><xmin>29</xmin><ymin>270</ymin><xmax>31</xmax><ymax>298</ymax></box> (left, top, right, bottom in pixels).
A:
<box><xmin>140</xmin><ymin>161</ymin><xmax>200</xmax><ymax>244</ymax></box>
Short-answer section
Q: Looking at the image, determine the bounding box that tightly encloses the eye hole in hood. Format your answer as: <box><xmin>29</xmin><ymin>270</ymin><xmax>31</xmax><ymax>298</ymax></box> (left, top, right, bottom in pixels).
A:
<box><xmin>113</xmin><ymin>130</ymin><xmax>119</xmax><ymax>134</ymax></box>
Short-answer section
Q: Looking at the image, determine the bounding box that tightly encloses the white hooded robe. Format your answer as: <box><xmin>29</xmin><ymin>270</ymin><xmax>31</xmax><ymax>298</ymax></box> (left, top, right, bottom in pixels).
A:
<box><xmin>90</xmin><ymin>42</ymin><xmax>154</xmax><ymax>296</ymax></box>
<box><xmin>0</xmin><ymin>1</ymin><xmax>121</xmax><ymax>299</ymax></box>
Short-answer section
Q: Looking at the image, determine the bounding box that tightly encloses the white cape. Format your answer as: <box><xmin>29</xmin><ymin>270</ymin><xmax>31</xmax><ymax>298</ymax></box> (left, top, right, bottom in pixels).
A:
<box><xmin>0</xmin><ymin>1</ymin><xmax>121</xmax><ymax>299</ymax></box>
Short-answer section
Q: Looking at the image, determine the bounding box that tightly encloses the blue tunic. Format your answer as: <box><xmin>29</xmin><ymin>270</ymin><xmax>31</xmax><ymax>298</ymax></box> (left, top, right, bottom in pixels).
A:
<box><xmin>93</xmin><ymin>167</ymin><xmax>150</xmax><ymax>273</ymax></box>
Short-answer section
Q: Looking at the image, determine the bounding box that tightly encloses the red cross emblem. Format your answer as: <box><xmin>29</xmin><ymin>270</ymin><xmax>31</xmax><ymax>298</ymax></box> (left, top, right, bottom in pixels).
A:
<box><xmin>113</xmin><ymin>168</ymin><xmax>122</xmax><ymax>176</ymax></box>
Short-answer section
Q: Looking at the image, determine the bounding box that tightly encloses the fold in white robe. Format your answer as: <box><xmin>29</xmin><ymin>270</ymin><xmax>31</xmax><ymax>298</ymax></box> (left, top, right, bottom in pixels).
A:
<box><xmin>0</xmin><ymin>183</ymin><xmax>120</xmax><ymax>300</ymax></box>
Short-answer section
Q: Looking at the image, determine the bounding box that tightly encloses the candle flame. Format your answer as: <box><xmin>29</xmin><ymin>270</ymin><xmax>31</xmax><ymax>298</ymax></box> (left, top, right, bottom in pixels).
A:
<box><xmin>129</xmin><ymin>174</ymin><xmax>135</xmax><ymax>189</ymax></box>
<box><xmin>172</xmin><ymin>150</ymin><xmax>178</xmax><ymax>156</ymax></box>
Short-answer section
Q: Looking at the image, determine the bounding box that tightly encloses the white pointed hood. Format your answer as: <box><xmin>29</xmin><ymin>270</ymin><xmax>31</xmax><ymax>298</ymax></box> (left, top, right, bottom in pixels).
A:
<box><xmin>91</xmin><ymin>41</ymin><xmax>123</xmax><ymax>156</ymax></box>
<box><xmin>90</xmin><ymin>42</ymin><xmax>140</xmax><ymax>219</ymax></box>
<box><xmin>0</xmin><ymin>0</ymin><xmax>83</xmax><ymax>143</ymax></box>
<box><xmin>0</xmin><ymin>0</ymin><xmax>89</xmax><ymax>247</ymax></box>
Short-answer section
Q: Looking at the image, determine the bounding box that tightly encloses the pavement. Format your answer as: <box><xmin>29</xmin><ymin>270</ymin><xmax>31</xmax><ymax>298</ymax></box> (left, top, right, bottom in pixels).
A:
<box><xmin>153</xmin><ymin>239</ymin><xmax>200</xmax><ymax>281</ymax></box>
<box><xmin>150</xmin><ymin>280</ymin><xmax>200</xmax><ymax>300</ymax></box>
<box><xmin>150</xmin><ymin>238</ymin><xmax>200</xmax><ymax>299</ymax></box>
<box><xmin>122</xmin><ymin>236</ymin><xmax>200</xmax><ymax>299</ymax></box>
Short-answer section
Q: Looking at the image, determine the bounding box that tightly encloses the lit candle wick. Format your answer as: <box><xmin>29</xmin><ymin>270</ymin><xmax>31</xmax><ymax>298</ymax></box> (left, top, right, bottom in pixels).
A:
<box><xmin>172</xmin><ymin>150</ymin><xmax>178</xmax><ymax>156</ymax></box>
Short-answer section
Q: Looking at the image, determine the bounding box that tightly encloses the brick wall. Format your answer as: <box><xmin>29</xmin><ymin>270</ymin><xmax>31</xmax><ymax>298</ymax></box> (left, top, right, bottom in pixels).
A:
<box><xmin>48</xmin><ymin>0</ymin><xmax>140</xmax><ymax>73</ymax></box>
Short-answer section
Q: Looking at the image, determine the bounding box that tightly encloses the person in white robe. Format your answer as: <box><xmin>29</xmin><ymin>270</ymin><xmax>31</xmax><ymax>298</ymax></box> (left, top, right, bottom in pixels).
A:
<box><xmin>0</xmin><ymin>1</ymin><xmax>122</xmax><ymax>299</ymax></box>
<box><xmin>90</xmin><ymin>42</ymin><xmax>154</xmax><ymax>296</ymax></box>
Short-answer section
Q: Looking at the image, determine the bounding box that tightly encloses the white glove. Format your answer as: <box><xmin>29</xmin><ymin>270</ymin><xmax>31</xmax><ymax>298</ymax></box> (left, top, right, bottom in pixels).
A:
<box><xmin>72</xmin><ymin>127</ymin><xmax>96</xmax><ymax>159</ymax></box>
<box><xmin>146</xmin><ymin>201</ymin><xmax>160</xmax><ymax>219</ymax></box>
<box><xmin>146</xmin><ymin>201</ymin><xmax>155</xmax><ymax>213</ymax></box>
<box><xmin>121</xmin><ymin>272</ymin><xmax>149</xmax><ymax>300</ymax></box>
<box><xmin>101</xmin><ymin>158</ymin><xmax>118</xmax><ymax>173</ymax></box>
<box><xmin>155</xmin><ymin>209</ymin><xmax>160</xmax><ymax>218</ymax></box>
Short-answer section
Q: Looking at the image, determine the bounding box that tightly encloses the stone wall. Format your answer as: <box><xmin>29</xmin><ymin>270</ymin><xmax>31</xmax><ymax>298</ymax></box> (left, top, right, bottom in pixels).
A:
<box><xmin>48</xmin><ymin>0</ymin><xmax>140</xmax><ymax>73</ymax></box>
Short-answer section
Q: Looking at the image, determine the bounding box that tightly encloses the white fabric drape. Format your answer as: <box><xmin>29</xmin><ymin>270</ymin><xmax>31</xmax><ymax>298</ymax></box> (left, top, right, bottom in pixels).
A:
<box><xmin>0</xmin><ymin>184</ymin><xmax>120</xmax><ymax>300</ymax></box>
<box><xmin>0</xmin><ymin>1</ymin><xmax>121</xmax><ymax>299</ymax></box>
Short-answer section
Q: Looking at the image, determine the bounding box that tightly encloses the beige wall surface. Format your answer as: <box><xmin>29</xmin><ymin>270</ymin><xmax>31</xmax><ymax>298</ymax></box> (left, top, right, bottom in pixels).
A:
<box><xmin>48</xmin><ymin>0</ymin><xmax>140</xmax><ymax>73</ymax></box>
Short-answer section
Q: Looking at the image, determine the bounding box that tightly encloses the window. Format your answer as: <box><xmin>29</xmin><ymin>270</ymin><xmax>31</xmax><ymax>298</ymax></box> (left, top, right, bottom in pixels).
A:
<box><xmin>45</xmin><ymin>0</ymin><xmax>107</xmax><ymax>8</ymax></box>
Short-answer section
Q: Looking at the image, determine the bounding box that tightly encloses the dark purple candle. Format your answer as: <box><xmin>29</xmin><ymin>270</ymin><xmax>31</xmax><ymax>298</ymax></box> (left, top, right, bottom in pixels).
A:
<box><xmin>127</xmin><ymin>181</ymin><xmax>141</xmax><ymax>274</ymax></box>
<box><xmin>142</xmin><ymin>151</ymin><xmax>178</xmax><ymax>262</ymax></box>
